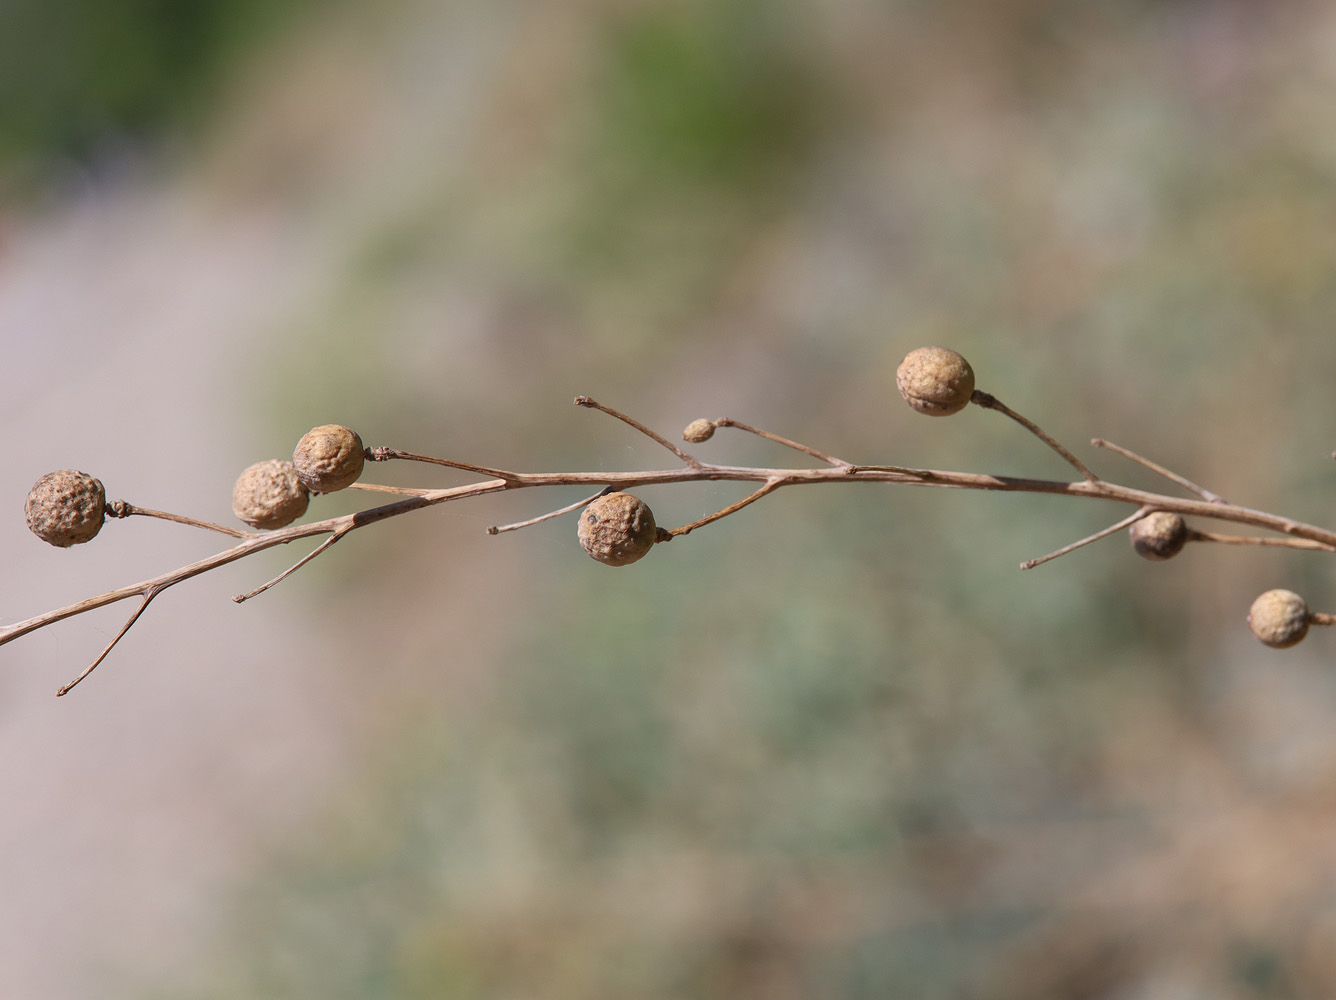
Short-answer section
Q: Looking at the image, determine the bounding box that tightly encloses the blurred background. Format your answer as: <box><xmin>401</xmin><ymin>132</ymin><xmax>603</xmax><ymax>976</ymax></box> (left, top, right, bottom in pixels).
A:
<box><xmin>2</xmin><ymin>0</ymin><xmax>1336</xmax><ymax>997</ymax></box>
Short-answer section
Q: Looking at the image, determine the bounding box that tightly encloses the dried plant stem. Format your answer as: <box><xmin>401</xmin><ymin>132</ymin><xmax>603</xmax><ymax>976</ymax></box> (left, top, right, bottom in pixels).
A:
<box><xmin>233</xmin><ymin>529</ymin><xmax>350</xmax><ymax>603</ymax></box>
<box><xmin>10</xmin><ymin>396</ymin><xmax>1336</xmax><ymax>694</ymax></box>
<box><xmin>1021</xmin><ymin>507</ymin><xmax>1153</xmax><ymax>570</ymax></box>
<box><xmin>711</xmin><ymin>419</ymin><xmax>851</xmax><ymax>468</ymax></box>
<box><xmin>668</xmin><ymin>479</ymin><xmax>784</xmax><ymax>537</ymax></box>
<box><xmin>488</xmin><ymin>487</ymin><xmax>613</xmax><ymax>535</ymax></box>
<box><xmin>1186</xmin><ymin>529</ymin><xmax>1336</xmax><ymax>552</ymax></box>
<box><xmin>1092</xmin><ymin>438</ymin><xmax>1225</xmax><ymax>503</ymax></box>
<box><xmin>368</xmin><ymin>448</ymin><xmax>516</xmax><ymax>481</ymax></box>
<box><xmin>575</xmin><ymin>396</ymin><xmax>701</xmax><ymax>466</ymax></box>
<box><xmin>971</xmin><ymin>391</ymin><xmax>1099</xmax><ymax>482</ymax></box>
<box><xmin>57</xmin><ymin>588</ymin><xmax>159</xmax><ymax>696</ymax></box>
<box><xmin>107</xmin><ymin>501</ymin><xmax>250</xmax><ymax>539</ymax></box>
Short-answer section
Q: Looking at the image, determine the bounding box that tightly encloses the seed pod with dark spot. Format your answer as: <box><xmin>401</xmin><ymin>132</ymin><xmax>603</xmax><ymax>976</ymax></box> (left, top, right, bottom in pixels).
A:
<box><xmin>1129</xmin><ymin>511</ymin><xmax>1188</xmax><ymax>561</ymax></box>
<box><xmin>577</xmin><ymin>492</ymin><xmax>658</xmax><ymax>566</ymax></box>
<box><xmin>25</xmin><ymin>470</ymin><xmax>106</xmax><ymax>547</ymax></box>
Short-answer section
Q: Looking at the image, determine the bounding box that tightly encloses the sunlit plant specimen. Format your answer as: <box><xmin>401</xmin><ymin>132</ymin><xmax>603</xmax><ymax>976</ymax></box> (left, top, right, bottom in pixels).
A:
<box><xmin>8</xmin><ymin>346</ymin><xmax>1335</xmax><ymax>696</ymax></box>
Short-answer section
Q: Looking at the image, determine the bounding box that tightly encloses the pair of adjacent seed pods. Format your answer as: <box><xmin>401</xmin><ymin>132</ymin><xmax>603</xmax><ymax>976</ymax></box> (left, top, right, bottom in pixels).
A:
<box><xmin>24</xmin><ymin>425</ymin><xmax>368</xmax><ymax>546</ymax></box>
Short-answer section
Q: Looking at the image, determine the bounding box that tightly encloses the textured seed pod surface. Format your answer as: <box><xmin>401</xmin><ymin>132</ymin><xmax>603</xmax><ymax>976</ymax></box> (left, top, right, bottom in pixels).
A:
<box><xmin>25</xmin><ymin>470</ymin><xmax>106</xmax><ymax>547</ymax></box>
<box><xmin>896</xmin><ymin>346</ymin><xmax>976</xmax><ymax>416</ymax></box>
<box><xmin>293</xmin><ymin>425</ymin><xmax>365</xmax><ymax>494</ymax></box>
<box><xmin>683</xmin><ymin>419</ymin><xmax>715</xmax><ymax>443</ymax></box>
<box><xmin>1129</xmin><ymin>511</ymin><xmax>1188</xmax><ymax>560</ymax></box>
<box><xmin>1248</xmin><ymin>588</ymin><xmax>1310</xmax><ymax>648</ymax></box>
<box><xmin>233</xmin><ymin>459</ymin><xmax>310</xmax><ymax>530</ymax></box>
<box><xmin>578</xmin><ymin>492</ymin><xmax>658</xmax><ymax>566</ymax></box>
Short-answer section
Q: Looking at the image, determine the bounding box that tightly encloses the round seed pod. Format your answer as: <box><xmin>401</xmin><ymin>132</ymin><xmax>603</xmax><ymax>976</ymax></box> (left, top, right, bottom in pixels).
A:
<box><xmin>683</xmin><ymin>419</ymin><xmax>715</xmax><ymax>443</ymax></box>
<box><xmin>896</xmin><ymin>346</ymin><xmax>976</xmax><ymax>416</ymax></box>
<box><xmin>232</xmin><ymin>459</ymin><xmax>310</xmax><ymax>530</ymax></box>
<box><xmin>25</xmin><ymin>470</ymin><xmax>106</xmax><ymax>547</ymax></box>
<box><xmin>293</xmin><ymin>424</ymin><xmax>365</xmax><ymax>494</ymax></box>
<box><xmin>577</xmin><ymin>492</ymin><xmax>658</xmax><ymax>566</ymax></box>
<box><xmin>1129</xmin><ymin>511</ymin><xmax>1188</xmax><ymax>561</ymax></box>
<box><xmin>1248</xmin><ymin>589</ymin><xmax>1311</xmax><ymax>649</ymax></box>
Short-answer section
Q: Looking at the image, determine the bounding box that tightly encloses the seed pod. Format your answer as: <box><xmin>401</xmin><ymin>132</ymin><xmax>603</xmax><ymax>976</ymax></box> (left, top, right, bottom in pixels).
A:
<box><xmin>293</xmin><ymin>424</ymin><xmax>365</xmax><ymax>494</ymax></box>
<box><xmin>896</xmin><ymin>346</ymin><xmax>976</xmax><ymax>416</ymax></box>
<box><xmin>1129</xmin><ymin>511</ymin><xmax>1188</xmax><ymax>561</ymax></box>
<box><xmin>577</xmin><ymin>492</ymin><xmax>658</xmax><ymax>566</ymax></box>
<box><xmin>683</xmin><ymin>419</ymin><xmax>715</xmax><ymax>443</ymax></box>
<box><xmin>232</xmin><ymin>459</ymin><xmax>310</xmax><ymax>530</ymax></box>
<box><xmin>25</xmin><ymin>470</ymin><xmax>106</xmax><ymax>547</ymax></box>
<box><xmin>1248</xmin><ymin>588</ymin><xmax>1310</xmax><ymax>648</ymax></box>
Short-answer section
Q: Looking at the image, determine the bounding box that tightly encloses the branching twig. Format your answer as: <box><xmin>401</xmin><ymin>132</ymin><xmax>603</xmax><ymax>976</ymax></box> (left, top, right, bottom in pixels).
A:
<box><xmin>10</xmin><ymin>372</ymin><xmax>1336</xmax><ymax>693</ymax></box>
<box><xmin>1092</xmin><ymin>439</ymin><xmax>1226</xmax><ymax>503</ymax></box>
<box><xmin>971</xmin><ymin>391</ymin><xmax>1099</xmax><ymax>482</ymax></box>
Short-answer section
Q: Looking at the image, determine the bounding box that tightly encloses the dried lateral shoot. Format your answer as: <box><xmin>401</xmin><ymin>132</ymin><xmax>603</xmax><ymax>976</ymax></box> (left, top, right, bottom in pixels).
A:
<box><xmin>7</xmin><ymin>352</ymin><xmax>1336</xmax><ymax>696</ymax></box>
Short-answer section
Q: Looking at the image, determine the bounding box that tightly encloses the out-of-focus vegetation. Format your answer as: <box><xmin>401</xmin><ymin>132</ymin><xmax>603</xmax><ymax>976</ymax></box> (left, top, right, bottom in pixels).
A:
<box><xmin>0</xmin><ymin>0</ymin><xmax>310</xmax><ymax>191</ymax></box>
<box><xmin>12</xmin><ymin>0</ymin><xmax>1336</xmax><ymax>997</ymax></box>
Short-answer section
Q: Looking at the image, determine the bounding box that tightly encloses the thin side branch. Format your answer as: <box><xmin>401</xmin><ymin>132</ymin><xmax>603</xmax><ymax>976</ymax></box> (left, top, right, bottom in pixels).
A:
<box><xmin>57</xmin><ymin>588</ymin><xmax>160</xmax><ymax>696</ymax></box>
<box><xmin>488</xmin><ymin>487</ymin><xmax>614</xmax><ymax>535</ymax></box>
<box><xmin>108</xmin><ymin>501</ymin><xmax>251</xmax><ymax>539</ymax></box>
<box><xmin>233</xmin><ymin>529</ymin><xmax>350</xmax><ymax>603</ymax></box>
<box><xmin>575</xmin><ymin>396</ymin><xmax>701</xmax><ymax>467</ymax></box>
<box><xmin>712</xmin><ymin>418</ymin><xmax>851</xmax><ymax>468</ymax></box>
<box><xmin>1021</xmin><ymin>507</ymin><xmax>1152</xmax><ymax>570</ymax></box>
<box><xmin>669</xmin><ymin>479</ymin><xmax>784</xmax><ymax>537</ymax></box>
<box><xmin>1092</xmin><ymin>439</ymin><xmax>1226</xmax><ymax>503</ymax></box>
<box><xmin>971</xmin><ymin>391</ymin><xmax>1099</xmax><ymax>482</ymax></box>
<box><xmin>1186</xmin><ymin>529</ymin><xmax>1336</xmax><ymax>552</ymax></box>
<box><xmin>368</xmin><ymin>448</ymin><xmax>518</xmax><ymax>482</ymax></box>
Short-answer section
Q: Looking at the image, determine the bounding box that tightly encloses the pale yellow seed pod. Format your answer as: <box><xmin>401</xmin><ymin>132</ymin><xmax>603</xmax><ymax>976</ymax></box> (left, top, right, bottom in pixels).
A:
<box><xmin>683</xmin><ymin>419</ymin><xmax>715</xmax><ymax>443</ymax></box>
<box><xmin>293</xmin><ymin>424</ymin><xmax>365</xmax><ymax>494</ymax></box>
<box><xmin>1248</xmin><ymin>589</ymin><xmax>1310</xmax><ymax>649</ymax></box>
<box><xmin>577</xmin><ymin>492</ymin><xmax>658</xmax><ymax>566</ymax></box>
<box><xmin>25</xmin><ymin>470</ymin><xmax>106</xmax><ymax>547</ymax></box>
<box><xmin>896</xmin><ymin>346</ymin><xmax>976</xmax><ymax>416</ymax></box>
<box><xmin>1129</xmin><ymin>511</ymin><xmax>1188</xmax><ymax>561</ymax></box>
<box><xmin>232</xmin><ymin>459</ymin><xmax>310</xmax><ymax>530</ymax></box>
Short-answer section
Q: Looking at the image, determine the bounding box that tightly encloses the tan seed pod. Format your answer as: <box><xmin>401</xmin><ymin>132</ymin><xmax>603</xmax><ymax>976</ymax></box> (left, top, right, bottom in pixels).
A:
<box><xmin>293</xmin><ymin>424</ymin><xmax>365</xmax><ymax>494</ymax></box>
<box><xmin>25</xmin><ymin>470</ymin><xmax>106</xmax><ymax>547</ymax></box>
<box><xmin>577</xmin><ymin>492</ymin><xmax>658</xmax><ymax>566</ymax></box>
<box><xmin>683</xmin><ymin>419</ymin><xmax>716</xmax><ymax>443</ymax></box>
<box><xmin>1129</xmin><ymin>511</ymin><xmax>1188</xmax><ymax>561</ymax></box>
<box><xmin>896</xmin><ymin>346</ymin><xmax>976</xmax><ymax>416</ymax></box>
<box><xmin>1248</xmin><ymin>588</ymin><xmax>1310</xmax><ymax>648</ymax></box>
<box><xmin>232</xmin><ymin>459</ymin><xmax>310</xmax><ymax>530</ymax></box>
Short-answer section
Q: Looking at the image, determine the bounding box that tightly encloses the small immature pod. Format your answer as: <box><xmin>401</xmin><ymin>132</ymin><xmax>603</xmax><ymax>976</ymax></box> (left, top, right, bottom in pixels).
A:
<box><xmin>1129</xmin><ymin>511</ymin><xmax>1188</xmax><ymax>561</ymax></box>
<box><xmin>293</xmin><ymin>424</ymin><xmax>366</xmax><ymax>494</ymax></box>
<box><xmin>896</xmin><ymin>346</ymin><xmax>976</xmax><ymax>416</ymax></box>
<box><xmin>683</xmin><ymin>419</ymin><xmax>716</xmax><ymax>443</ymax></box>
<box><xmin>1248</xmin><ymin>589</ymin><xmax>1310</xmax><ymax>648</ymax></box>
<box><xmin>577</xmin><ymin>492</ymin><xmax>658</xmax><ymax>566</ymax></box>
<box><xmin>25</xmin><ymin>470</ymin><xmax>106</xmax><ymax>547</ymax></box>
<box><xmin>232</xmin><ymin>459</ymin><xmax>310</xmax><ymax>530</ymax></box>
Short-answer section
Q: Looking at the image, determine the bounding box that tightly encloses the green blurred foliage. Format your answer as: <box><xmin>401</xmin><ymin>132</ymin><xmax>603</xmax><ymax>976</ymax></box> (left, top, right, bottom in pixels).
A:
<box><xmin>0</xmin><ymin>0</ymin><xmax>308</xmax><ymax>182</ymax></box>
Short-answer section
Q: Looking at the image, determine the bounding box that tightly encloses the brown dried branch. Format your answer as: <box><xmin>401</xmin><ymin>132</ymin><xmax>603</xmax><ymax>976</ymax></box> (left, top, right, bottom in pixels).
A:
<box><xmin>10</xmin><ymin>363</ymin><xmax>1336</xmax><ymax>693</ymax></box>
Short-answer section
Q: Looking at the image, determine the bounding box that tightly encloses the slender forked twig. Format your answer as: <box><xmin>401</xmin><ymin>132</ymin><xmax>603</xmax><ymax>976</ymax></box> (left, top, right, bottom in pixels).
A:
<box><xmin>1021</xmin><ymin>507</ymin><xmax>1153</xmax><ymax>570</ymax></box>
<box><xmin>1092</xmin><ymin>438</ymin><xmax>1225</xmax><ymax>503</ymax></box>
<box><xmin>107</xmin><ymin>501</ymin><xmax>250</xmax><ymax>539</ymax></box>
<box><xmin>9</xmin><ymin>390</ymin><xmax>1336</xmax><ymax>694</ymax></box>
<box><xmin>971</xmin><ymin>391</ymin><xmax>1099</xmax><ymax>482</ymax></box>
<box><xmin>710</xmin><ymin>419</ymin><xmax>851</xmax><ymax>468</ymax></box>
